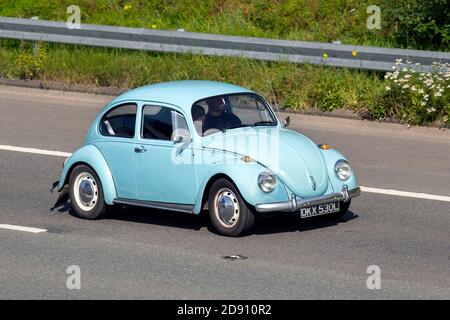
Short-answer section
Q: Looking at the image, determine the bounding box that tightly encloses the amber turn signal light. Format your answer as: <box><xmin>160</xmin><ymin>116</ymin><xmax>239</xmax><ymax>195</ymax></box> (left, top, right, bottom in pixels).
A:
<box><xmin>241</xmin><ymin>156</ymin><xmax>255</xmax><ymax>163</ymax></box>
<box><xmin>318</xmin><ymin>144</ymin><xmax>332</xmax><ymax>150</ymax></box>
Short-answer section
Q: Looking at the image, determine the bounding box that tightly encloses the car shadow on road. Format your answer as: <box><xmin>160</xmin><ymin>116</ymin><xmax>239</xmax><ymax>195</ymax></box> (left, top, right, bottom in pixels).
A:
<box><xmin>53</xmin><ymin>202</ymin><xmax>208</xmax><ymax>230</ymax></box>
<box><xmin>107</xmin><ymin>206</ymin><xmax>208</xmax><ymax>231</ymax></box>
<box><xmin>252</xmin><ymin>211</ymin><xmax>359</xmax><ymax>235</ymax></box>
<box><xmin>53</xmin><ymin>202</ymin><xmax>358</xmax><ymax>235</ymax></box>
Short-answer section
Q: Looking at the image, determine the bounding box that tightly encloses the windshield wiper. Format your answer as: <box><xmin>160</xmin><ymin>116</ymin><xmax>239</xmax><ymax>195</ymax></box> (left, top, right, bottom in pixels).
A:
<box><xmin>251</xmin><ymin>121</ymin><xmax>275</xmax><ymax>127</ymax></box>
<box><xmin>222</xmin><ymin>121</ymin><xmax>275</xmax><ymax>132</ymax></box>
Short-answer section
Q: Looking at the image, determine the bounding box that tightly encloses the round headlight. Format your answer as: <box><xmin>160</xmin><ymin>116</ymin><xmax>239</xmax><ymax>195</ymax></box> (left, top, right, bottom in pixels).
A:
<box><xmin>335</xmin><ymin>160</ymin><xmax>352</xmax><ymax>181</ymax></box>
<box><xmin>258</xmin><ymin>172</ymin><xmax>276</xmax><ymax>193</ymax></box>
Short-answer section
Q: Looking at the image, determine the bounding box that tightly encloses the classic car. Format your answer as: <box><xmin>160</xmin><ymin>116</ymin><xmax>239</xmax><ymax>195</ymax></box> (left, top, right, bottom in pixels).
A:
<box><xmin>53</xmin><ymin>80</ymin><xmax>361</xmax><ymax>236</ymax></box>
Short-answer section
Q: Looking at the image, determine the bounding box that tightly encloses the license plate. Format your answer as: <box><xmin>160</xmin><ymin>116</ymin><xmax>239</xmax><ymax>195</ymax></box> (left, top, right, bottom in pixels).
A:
<box><xmin>300</xmin><ymin>202</ymin><xmax>340</xmax><ymax>218</ymax></box>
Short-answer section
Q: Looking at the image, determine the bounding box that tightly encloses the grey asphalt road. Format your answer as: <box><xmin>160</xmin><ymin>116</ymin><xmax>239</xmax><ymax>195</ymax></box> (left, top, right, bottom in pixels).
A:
<box><xmin>0</xmin><ymin>86</ymin><xmax>449</xmax><ymax>299</ymax></box>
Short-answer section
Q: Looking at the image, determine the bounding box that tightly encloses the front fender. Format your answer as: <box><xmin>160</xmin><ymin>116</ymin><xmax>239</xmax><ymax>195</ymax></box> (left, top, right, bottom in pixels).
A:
<box><xmin>319</xmin><ymin>148</ymin><xmax>358</xmax><ymax>192</ymax></box>
<box><xmin>194</xmin><ymin>161</ymin><xmax>290</xmax><ymax>214</ymax></box>
<box><xmin>57</xmin><ymin>144</ymin><xmax>117</xmax><ymax>204</ymax></box>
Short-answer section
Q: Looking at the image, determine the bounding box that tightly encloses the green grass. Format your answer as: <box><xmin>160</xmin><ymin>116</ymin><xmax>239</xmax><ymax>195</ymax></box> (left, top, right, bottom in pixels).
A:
<box><xmin>0</xmin><ymin>40</ymin><xmax>385</xmax><ymax>110</ymax></box>
<box><xmin>0</xmin><ymin>0</ymin><xmax>400</xmax><ymax>48</ymax></box>
<box><xmin>0</xmin><ymin>1</ymin><xmax>448</xmax><ymax>126</ymax></box>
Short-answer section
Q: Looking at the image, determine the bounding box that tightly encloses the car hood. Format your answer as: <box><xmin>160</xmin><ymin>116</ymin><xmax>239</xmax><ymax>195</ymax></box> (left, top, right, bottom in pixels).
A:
<box><xmin>202</xmin><ymin>127</ymin><xmax>329</xmax><ymax>197</ymax></box>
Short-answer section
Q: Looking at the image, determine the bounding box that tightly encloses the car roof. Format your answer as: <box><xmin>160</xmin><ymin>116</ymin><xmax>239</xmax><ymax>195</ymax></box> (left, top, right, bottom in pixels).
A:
<box><xmin>109</xmin><ymin>80</ymin><xmax>254</xmax><ymax>112</ymax></box>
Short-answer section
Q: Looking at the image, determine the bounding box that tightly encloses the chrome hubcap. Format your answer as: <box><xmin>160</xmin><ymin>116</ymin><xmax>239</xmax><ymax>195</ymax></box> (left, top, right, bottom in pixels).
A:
<box><xmin>214</xmin><ymin>188</ymin><xmax>240</xmax><ymax>228</ymax></box>
<box><xmin>73</xmin><ymin>172</ymin><xmax>98</xmax><ymax>211</ymax></box>
<box><xmin>79</xmin><ymin>180</ymin><xmax>94</xmax><ymax>203</ymax></box>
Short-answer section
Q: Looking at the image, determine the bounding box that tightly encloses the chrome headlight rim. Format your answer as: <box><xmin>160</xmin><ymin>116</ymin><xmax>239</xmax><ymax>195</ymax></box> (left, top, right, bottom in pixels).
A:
<box><xmin>258</xmin><ymin>171</ymin><xmax>276</xmax><ymax>193</ymax></box>
<box><xmin>335</xmin><ymin>159</ymin><xmax>352</xmax><ymax>181</ymax></box>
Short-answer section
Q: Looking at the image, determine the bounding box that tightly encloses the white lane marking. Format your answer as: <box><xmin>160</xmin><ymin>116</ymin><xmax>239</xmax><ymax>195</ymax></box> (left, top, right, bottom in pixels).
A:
<box><xmin>360</xmin><ymin>186</ymin><xmax>450</xmax><ymax>202</ymax></box>
<box><xmin>0</xmin><ymin>224</ymin><xmax>47</xmax><ymax>233</ymax></box>
<box><xmin>0</xmin><ymin>144</ymin><xmax>449</xmax><ymax>203</ymax></box>
<box><xmin>0</xmin><ymin>145</ymin><xmax>72</xmax><ymax>157</ymax></box>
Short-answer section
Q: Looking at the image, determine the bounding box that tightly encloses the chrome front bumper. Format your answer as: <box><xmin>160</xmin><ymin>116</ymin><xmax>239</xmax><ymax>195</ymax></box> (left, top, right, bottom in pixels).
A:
<box><xmin>255</xmin><ymin>186</ymin><xmax>361</xmax><ymax>213</ymax></box>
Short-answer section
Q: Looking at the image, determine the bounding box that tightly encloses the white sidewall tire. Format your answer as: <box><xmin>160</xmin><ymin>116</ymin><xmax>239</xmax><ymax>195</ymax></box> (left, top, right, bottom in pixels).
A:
<box><xmin>69</xmin><ymin>165</ymin><xmax>106</xmax><ymax>220</ymax></box>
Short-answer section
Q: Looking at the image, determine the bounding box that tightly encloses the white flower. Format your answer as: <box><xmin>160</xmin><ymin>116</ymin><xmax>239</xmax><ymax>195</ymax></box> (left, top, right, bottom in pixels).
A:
<box><xmin>411</xmin><ymin>86</ymin><xmax>416</xmax><ymax>91</ymax></box>
<box><xmin>385</xmin><ymin>86</ymin><xmax>391</xmax><ymax>91</ymax></box>
<box><xmin>426</xmin><ymin>107</ymin><xmax>436</xmax><ymax>113</ymax></box>
<box><xmin>435</xmin><ymin>92</ymin><xmax>442</xmax><ymax>97</ymax></box>
<box><xmin>418</xmin><ymin>89</ymin><xmax>424</xmax><ymax>94</ymax></box>
<box><xmin>402</xmin><ymin>84</ymin><xmax>410</xmax><ymax>89</ymax></box>
<box><xmin>421</xmin><ymin>102</ymin><xmax>426</xmax><ymax>106</ymax></box>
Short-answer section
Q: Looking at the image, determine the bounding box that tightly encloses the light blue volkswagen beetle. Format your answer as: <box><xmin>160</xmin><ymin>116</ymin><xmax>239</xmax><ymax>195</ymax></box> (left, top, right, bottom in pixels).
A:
<box><xmin>54</xmin><ymin>80</ymin><xmax>361</xmax><ymax>236</ymax></box>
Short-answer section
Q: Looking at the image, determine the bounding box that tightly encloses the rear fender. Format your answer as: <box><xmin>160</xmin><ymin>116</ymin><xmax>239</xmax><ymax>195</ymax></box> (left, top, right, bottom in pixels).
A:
<box><xmin>57</xmin><ymin>144</ymin><xmax>117</xmax><ymax>204</ymax></box>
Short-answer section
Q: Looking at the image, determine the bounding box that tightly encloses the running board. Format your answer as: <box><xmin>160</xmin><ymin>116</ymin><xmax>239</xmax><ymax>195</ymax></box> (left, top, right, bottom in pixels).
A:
<box><xmin>113</xmin><ymin>198</ymin><xmax>195</xmax><ymax>214</ymax></box>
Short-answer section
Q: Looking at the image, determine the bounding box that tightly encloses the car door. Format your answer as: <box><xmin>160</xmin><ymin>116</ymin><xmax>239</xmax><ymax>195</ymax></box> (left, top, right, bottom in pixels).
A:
<box><xmin>135</xmin><ymin>104</ymin><xmax>197</xmax><ymax>206</ymax></box>
<box><xmin>95</xmin><ymin>102</ymin><xmax>137</xmax><ymax>199</ymax></box>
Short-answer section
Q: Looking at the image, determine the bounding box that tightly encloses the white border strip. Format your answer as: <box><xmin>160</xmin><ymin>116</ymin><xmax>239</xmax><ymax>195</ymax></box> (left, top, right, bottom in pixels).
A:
<box><xmin>0</xmin><ymin>224</ymin><xmax>47</xmax><ymax>233</ymax></box>
<box><xmin>360</xmin><ymin>186</ymin><xmax>450</xmax><ymax>202</ymax></box>
<box><xmin>0</xmin><ymin>144</ymin><xmax>72</xmax><ymax>157</ymax></box>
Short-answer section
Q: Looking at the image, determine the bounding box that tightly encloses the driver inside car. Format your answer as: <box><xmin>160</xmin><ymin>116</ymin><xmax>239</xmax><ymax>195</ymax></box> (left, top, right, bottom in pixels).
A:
<box><xmin>203</xmin><ymin>96</ymin><xmax>241</xmax><ymax>134</ymax></box>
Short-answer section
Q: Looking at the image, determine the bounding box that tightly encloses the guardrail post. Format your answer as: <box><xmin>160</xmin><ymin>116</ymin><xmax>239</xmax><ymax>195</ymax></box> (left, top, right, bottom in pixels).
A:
<box><xmin>31</xmin><ymin>16</ymin><xmax>39</xmax><ymax>56</ymax></box>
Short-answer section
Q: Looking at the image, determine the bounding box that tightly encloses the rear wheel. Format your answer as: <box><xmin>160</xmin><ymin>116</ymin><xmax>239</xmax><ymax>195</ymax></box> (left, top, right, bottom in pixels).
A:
<box><xmin>69</xmin><ymin>165</ymin><xmax>106</xmax><ymax>220</ymax></box>
<box><xmin>208</xmin><ymin>178</ymin><xmax>255</xmax><ymax>237</ymax></box>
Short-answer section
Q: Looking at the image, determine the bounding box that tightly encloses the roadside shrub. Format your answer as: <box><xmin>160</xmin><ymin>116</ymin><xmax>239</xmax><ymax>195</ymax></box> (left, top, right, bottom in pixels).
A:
<box><xmin>308</xmin><ymin>73</ymin><xmax>347</xmax><ymax>111</ymax></box>
<box><xmin>16</xmin><ymin>41</ymin><xmax>47</xmax><ymax>80</ymax></box>
<box><xmin>385</xmin><ymin>0</ymin><xmax>450</xmax><ymax>51</ymax></box>
<box><xmin>380</xmin><ymin>60</ymin><xmax>450</xmax><ymax>125</ymax></box>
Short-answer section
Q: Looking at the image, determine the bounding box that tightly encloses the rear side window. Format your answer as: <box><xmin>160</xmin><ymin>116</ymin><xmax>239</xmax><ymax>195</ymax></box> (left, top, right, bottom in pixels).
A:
<box><xmin>99</xmin><ymin>103</ymin><xmax>137</xmax><ymax>138</ymax></box>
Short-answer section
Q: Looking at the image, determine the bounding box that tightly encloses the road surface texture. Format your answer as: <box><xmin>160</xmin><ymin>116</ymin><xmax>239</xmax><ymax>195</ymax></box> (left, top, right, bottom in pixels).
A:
<box><xmin>0</xmin><ymin>86</ymin><xmax>449</xmax><ymax>299</ymax></box>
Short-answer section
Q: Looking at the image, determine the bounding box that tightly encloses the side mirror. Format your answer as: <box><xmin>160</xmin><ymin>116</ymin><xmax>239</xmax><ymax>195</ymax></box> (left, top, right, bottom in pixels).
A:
<box><xmin>173</xmin><ymin>132</ymin><xmax>191</xmax><ymax>144</ymax></box>
<box><xmin>282</xmin><ymin>116</ymin><xmax>290</xmax><ymax>128</ymax></box>
<box><xmin>173</xmin><ymin>135</ymin><xmax>184</xmax><ymax>144</ymax></box>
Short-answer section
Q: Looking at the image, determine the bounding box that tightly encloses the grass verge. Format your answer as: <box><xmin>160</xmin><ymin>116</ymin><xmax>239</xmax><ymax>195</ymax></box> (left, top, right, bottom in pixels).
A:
<box><xmin>0</xmin><ymin>40</ymin><xmax>448</xmax><ymax>126</ymax></box>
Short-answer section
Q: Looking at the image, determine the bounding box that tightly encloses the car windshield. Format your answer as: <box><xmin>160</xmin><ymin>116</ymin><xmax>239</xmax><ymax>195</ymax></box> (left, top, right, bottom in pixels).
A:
<box><xmin>192</xmin><ymin>93</ymin><xmax>277</xmax><ymax>136</ymax></box>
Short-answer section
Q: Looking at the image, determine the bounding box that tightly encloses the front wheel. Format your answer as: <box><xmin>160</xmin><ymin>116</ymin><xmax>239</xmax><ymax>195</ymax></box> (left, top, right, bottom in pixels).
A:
<box><xmin>208</xmin><ymin>178</ymin><xmax>255</xmax><ymax>237</ymax></box>
<box><xmin>69</xmin><ymin>165</ymin><xmax>106</xmax><ymax>219</ymax></box>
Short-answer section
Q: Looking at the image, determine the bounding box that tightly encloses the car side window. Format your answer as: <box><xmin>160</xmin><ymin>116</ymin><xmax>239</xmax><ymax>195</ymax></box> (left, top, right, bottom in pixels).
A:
<box><xmin>142</xmin><ymin>105</ymin><xmax>190</xmax><ymax>141</ymax></box>
<box><xmin>99</xmin><ymin>103</ymin><xmax>137</xmax><ymax>138</ymax></box>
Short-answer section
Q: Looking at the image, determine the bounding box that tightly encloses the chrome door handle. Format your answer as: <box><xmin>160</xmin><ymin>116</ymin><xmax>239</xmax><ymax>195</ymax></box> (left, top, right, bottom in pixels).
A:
<box><xmin>134</xmin><ymin>146</ymin><xmax>147</xmax><ymax>153</ymax></box>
